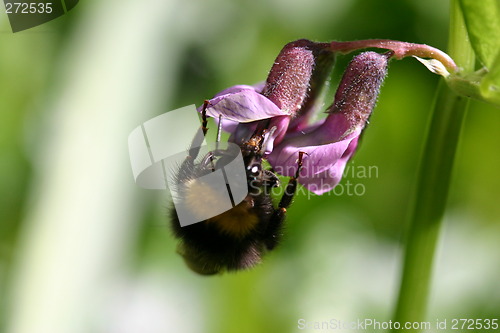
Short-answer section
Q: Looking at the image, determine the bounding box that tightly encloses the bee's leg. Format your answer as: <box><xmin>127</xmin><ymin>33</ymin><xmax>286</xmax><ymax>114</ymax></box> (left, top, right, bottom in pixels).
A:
<box><xmin>180</xmin><ymin>101</ymin><xmax>211</xmax><ymax>173</ymax></box>
<box><xmin>277</xmin><ymin>151</ymin><xmax>306</xmax><ymax>209</ymax></box>
<box><xmin>262</xmin><ymin>169</ymin><xmax>280</xmax><ymax>188</ymax></box>
<box><xmin>265</xmin><ymin>151</ymin><xmax>306</xmax><ymax>250</ymax></box>
<box><xmin>200</xmin><ymin>100</ymin><xmax>210</xmax><ymax>136</ymax></box>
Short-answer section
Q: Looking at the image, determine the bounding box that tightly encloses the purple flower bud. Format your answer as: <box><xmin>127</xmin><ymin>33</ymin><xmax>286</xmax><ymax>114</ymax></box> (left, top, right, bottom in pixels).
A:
<box><xmin>261</xmin><ymin>39</ymin><xmax>316</xmax><ymax>115</ymax></box>
<box><xmin>267</xmin><ymin>52</ymin><xmax>389</xmax><ymax>194</ymax></box>
<box><xmin>328</xmin><ymin>51</ymin><xmax>388</xmax><ymax>134</ymax></box>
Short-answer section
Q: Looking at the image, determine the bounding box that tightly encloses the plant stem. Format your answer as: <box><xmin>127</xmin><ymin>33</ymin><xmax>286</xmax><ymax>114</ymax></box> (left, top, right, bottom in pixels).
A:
<box><xmin>329</xmin><ymin>39</ymin><xmax>457</xmax><ymax>73</ymax></box>
<box><xmin>391</xmin><ymin>0</ymin><xmax>474</xmax><ymax>330</ymax></box>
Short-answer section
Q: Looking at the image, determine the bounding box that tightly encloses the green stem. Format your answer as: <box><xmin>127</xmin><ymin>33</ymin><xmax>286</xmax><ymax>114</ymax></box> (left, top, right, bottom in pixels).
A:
<box><xmin>329</xmin><ymin>39</ymin><xmax>457</xmax><ymax>73</ymax></box>
<box><xmin>391</xmin><ymin>0</ymin><xmax>474</xmax><ymax>330</ymax></box>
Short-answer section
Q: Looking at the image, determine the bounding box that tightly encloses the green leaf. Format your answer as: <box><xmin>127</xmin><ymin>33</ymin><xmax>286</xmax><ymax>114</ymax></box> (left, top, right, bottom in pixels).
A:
<box><xmin>447</xmin><ymin>68</ymin><xmax>500</xmax><ymax>107</ymax></box>
<box><xmin>459</xmin><ymin>0</ymin><xmax>500</xmax><ymax>68</ymax></box>
<box><xmin>480</xmin><ymin>52</ymin><xmax>500</xmax><ymax>105</ymax></box>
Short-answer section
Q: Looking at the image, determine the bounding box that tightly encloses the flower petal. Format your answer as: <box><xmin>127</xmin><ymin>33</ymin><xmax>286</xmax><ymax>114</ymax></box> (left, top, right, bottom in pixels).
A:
<box><xmin>212</xmin><ymin>84</ymin><xmax>263</xmax><ymax>98</ymax></box>
<box><xmin>267</xmin><ymin>128</ymin><xmax>360</xmax><ymax>195</ymax></box>
<box><xmin>203</xmin><ymin>89</ymin><xmax>286</xmax><ymax>123</ymax></box>
<box><xmin>225</xmin><ymin>116</ymin><xmax>291</xmax><ymax>155</ymax></box>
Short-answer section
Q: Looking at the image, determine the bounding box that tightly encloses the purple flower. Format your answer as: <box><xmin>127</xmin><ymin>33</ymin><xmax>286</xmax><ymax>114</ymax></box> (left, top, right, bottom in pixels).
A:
<box><xmin>198</xmin><ymin>40</ymin><xmax>410</xmax><ymax>194</ymax></box>
<box><xmin>201</xmin><ymin>39</ymin><xmax>330</xmax><ymax>152</ymax></box>
<box><xmin>268</xmin><ymin>52</ymin><xmax>388</xmax><ymax>194</ymax></box>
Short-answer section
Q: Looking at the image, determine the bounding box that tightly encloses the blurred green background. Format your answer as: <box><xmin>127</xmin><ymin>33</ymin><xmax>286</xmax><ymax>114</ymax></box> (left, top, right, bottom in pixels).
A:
<box><xmin>1</xmin><ymin>0</ymin><xmax>499</xmax><ymax>332</ymax></box>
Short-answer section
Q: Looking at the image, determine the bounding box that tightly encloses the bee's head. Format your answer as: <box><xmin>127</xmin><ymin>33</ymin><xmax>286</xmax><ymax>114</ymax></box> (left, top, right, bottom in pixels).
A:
<box><xmin>240</xmin><ymin>137</ymin><xmax>265</xmax><ymax>191</ymax></box>
<box><xmin>245</xmin><ymin>155</ymin><xmax>263</xmax><ymax>181</ymax></box>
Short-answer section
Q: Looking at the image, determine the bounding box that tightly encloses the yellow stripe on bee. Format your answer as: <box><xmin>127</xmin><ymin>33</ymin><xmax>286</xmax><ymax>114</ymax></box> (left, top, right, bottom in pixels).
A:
<box><xmin>183</xmin><ymin>179</ymin><xmax>259</xmax><ymax>237</ymax></box>
<box><xmin>208</xmin><ymin>201</ymin><xmax>259</xmax><ymax>237</ymax></box>
<box><xmin>184</xmin><ymin>179</ymin><xmax>229</xmax><ymax>219</ymax></box>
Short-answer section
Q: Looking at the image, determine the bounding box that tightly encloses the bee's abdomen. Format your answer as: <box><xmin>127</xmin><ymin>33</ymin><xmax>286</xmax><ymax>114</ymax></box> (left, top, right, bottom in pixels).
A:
<box><xmin>206</xmin><ymin>199</ymin><xmax>259</xmax><ymax>238</ymax></box>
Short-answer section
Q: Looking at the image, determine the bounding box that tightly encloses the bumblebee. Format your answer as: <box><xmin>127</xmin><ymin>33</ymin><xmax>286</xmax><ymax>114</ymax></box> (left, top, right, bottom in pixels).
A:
<box><xmin>169</xmin><ymin>107</ymin><xmax>304</xmax><ymax>275</ymax></box>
